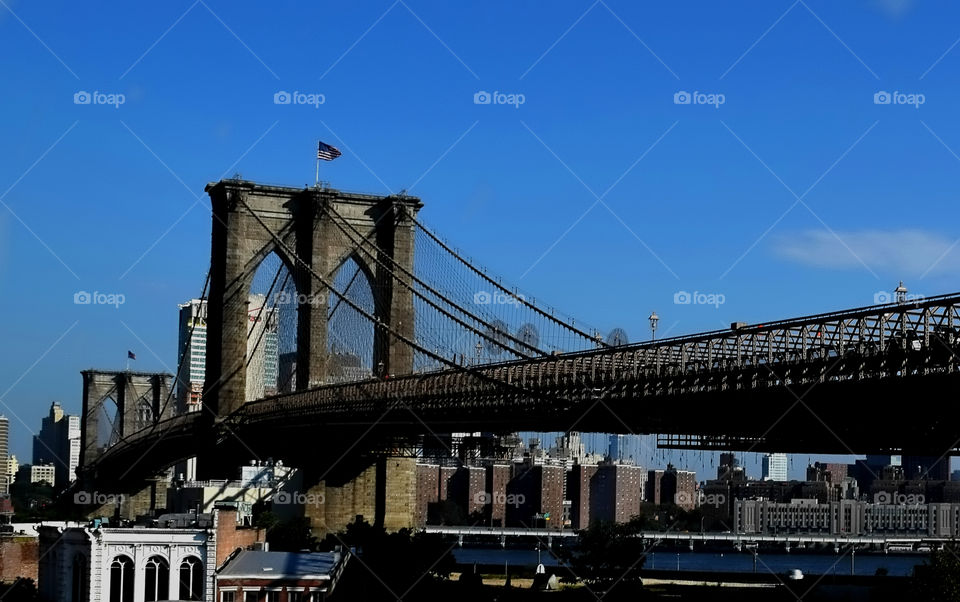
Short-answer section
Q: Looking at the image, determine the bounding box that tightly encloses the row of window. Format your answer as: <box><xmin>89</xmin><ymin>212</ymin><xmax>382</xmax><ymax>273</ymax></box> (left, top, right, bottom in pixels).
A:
<box><xmin>221</xmin><ymin>591</ymin><xmax>321</xmax><ymax>602</ymax></box>
<box><xmin>109</xmin><ymin>555</ymin><xmax>203</xmax><ymax>602</ymax></box>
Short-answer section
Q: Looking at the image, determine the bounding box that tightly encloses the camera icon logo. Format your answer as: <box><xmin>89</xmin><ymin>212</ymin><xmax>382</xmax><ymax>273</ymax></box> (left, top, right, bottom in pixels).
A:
<box><xmin>74</xmin><ymin>91</ymin><xmax>92</xmax><ymax>105</ymax></box>
<box><xmin>274</xmin><ymin>91</ymin><xmax>292</xmax><ymax>105</ymax></box>
<box><xmin>74</xmin><ymin>491</ymin><xmax>92</xmax><ymax>504</ymax></box>
<box><xmin>874</xmin><ymin>91</ymin><xmax>892</xmax><ymax>105</ymax></box>
<box><xmin>473</xmin><ymin>291</ymin><xmax>491</xmax><ymax>304</ymax></box>
<box><xmin>674</xmin><ymin>491</ymin><xmax>691</xmax><ymax>505</ymax></box>
<box><xmin>275</xmin><ymin>491</ymin><xmax>292</xmax><ymax>504</ymax></box>
<box><xmin>873</xmin><ymin>291</ymin><xmax>893</xmax><ymax>304</ymax></box>
<box><xmin>473</xmin><ymin>91</ymin><xmax>492</xmax><ymax>105</ymax></box>
<box><xmin>74</xmin><ymin>291</ymin><xmax>92</xmax><ymax>304</ymax></box>
<box><xmin>673</xmin><ymin>290</ymin><xmax>691</xmax><ymax>304</ymax></box>
<box><xmin>874</xmin><ymin>491</ymin><xmax>892</xmax><ymax>504</ymax></box>
<box><xmin>673</xmin><ymin>91</ymin><xmax>691</xmax><ymax>105</ymax></box>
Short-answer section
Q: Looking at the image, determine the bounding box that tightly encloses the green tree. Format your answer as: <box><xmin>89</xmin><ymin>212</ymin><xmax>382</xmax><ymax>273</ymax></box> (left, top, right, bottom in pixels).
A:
<box><xmin>914</xmin><ymin>546</ymin><xmax>960</xmax><ymax>602</ymax></box>
<box><xmin>563</xmin><ymin>516</ymin><xmax>647</xmax><ymax>591</ymax></box>
<box><xmin>329</xmin><ymin>519</ymin><xmax>454</xmax><ymax>599</ymax></box>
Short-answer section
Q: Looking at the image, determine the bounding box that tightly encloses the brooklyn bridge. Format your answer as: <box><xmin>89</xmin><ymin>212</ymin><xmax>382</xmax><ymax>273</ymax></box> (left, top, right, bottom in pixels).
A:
<box><xmin>76</xmin><ymin>179</ymin><xmax>960</xmax><ymax>525</ymax></box>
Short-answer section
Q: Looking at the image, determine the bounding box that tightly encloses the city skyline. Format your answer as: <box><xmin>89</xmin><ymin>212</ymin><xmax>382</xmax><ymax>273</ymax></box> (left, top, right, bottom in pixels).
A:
<box><xmin>4</xmin><ymin>2</ymin><xmax>960</xmax><ymax>465</ymax></box>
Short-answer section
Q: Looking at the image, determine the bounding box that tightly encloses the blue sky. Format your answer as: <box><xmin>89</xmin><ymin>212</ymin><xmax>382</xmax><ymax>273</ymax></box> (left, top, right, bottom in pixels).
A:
<box><xmin>1</xmin><ymin>0</ymin><xmax>958</xmax><ymax>479</ymax></box>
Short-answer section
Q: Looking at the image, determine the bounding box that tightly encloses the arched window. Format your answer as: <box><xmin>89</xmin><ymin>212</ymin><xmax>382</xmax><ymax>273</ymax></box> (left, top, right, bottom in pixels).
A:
<box><xmin>109</xmin><ymin>555</ymin><xmax>134</xmax><ymax>602</ymax></box>
<box><xmin>71</xmin><ymin>554</ymin><xmax>87</xmax><ymax>602</ymax></box>
<box><xmin>178</xmin><ymin>556</ymin><xmax>203</xmax><ymax>600</ymax></box>
<box><xmin>143</xmin><ymin>556</ymin><xmax>169</xmax><ymax>602</ymax></box>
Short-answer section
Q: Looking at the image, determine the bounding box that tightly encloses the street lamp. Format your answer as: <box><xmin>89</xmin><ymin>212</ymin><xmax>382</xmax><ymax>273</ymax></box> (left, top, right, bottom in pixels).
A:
<box><xmin>475</xmin><ymin>341</ymin><xmax>483</xmax><ymax>364</ymax></box>
<box><xmin>649</xmin><ymin>311</ymin><xmax>659</xmax><ymax>341</ymax></box>
<box><xmin>376</xmin><ymin>360</ymin><xmax>384</xmax><ymax>378</ymax></box>
<box><xmin>894</xmin><ymin>281</ymin><xmax>908</xmax><ymax>304</ymax></box>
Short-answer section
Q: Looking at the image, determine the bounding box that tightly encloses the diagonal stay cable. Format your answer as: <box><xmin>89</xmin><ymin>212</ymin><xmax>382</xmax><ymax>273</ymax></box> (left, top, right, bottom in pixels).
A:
<box><xmin>409</xmin><ymin>212</ymin><xmax>607</xmax><ymax>348</ymax></box>
<box><xmin>323</xmin><ymin>202</ymin><xmax>545</xmax><ymax>358</ymax></box>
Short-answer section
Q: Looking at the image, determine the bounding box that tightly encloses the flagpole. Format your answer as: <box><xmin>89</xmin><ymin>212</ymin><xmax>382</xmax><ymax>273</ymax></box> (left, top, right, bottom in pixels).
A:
<box><xmin>315</xmin><ymin>155</ymin><xmax>320</xmax><ymax>187</ymax></box>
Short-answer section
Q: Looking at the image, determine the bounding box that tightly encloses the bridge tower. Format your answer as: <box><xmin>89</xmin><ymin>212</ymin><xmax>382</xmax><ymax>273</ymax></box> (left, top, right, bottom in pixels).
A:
<box><xmin>79</xmin><ymin>370</ymin><xmax>175</xmax><ymax>469</ymax></box>
<box><xmin>203</xmin><ymin>180</ymin><xmax>422</xmax><ymax>417</ymax></box>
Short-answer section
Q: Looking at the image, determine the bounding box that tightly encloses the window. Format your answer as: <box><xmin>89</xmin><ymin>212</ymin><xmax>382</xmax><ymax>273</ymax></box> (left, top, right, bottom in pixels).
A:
<box><xmin>71</xmin><ymin>554</ymin><xmax>87</xmax><ymax>602</ymax></box>
<box><xmin>244</xmin><ymin>592</ymin><xmax>258</xmax><ymax>602</ymax></box>
<box><xmin>265</xmin><ymin>592</ymin><xmax>281</xmax><ymax>602</ymax></box>
<box><xmin>144</xmin><ymin>556</ymin><xmax>170</xmax><ymax>602</ymax></box>
<box><xmin>220</xmin><ymin>592</ymin><xmax>236</xmax><ymax>602</ymax></box>
<box><xmin>288</xmin><ymin>593</ymin><xmax>302</xmax><ymax>602</ymax></box>
<box><xmin>179</xmin><ymin>557</ymin><xmax>204</xmax><ymax>600</ymax></box>
<box><xmin>109</xmin><ymin>555</ymin><xmax>134</xmax><ymax>602</ymax></box>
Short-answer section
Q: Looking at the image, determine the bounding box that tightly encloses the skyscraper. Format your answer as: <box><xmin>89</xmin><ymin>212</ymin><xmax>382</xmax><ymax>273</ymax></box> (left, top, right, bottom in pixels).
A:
<box><xmin>608</xmin><ymin>434</ymin><xmax>626</xmax><ymax>463</ymax></box>
<box><xmin>762</xmin><ymin>453</ymin><xmax>788</xmax><ymax>482</ymax></box>
<box><xmin>32</xmin><ymin>402</ymin><xmax>80</xmax><ymax>489</ymax></box>
<box><xmin>177</xmin><ymin>296</ymin><xmax>279</xmax><ymax>408</ymax></box>
<box><xmin>176</xmin><ymin>299</ymin><xmax>208</xmax><ymax>411</ymax></box>
<box><xmin>176</xmin><ymin>297</ymin><xmax>278</xmax><ymax>481</ymax></box>
<box><xmin>0</xmin><ymin>416</ymin><xmax>8</xmax><ymax>496</ymax></box>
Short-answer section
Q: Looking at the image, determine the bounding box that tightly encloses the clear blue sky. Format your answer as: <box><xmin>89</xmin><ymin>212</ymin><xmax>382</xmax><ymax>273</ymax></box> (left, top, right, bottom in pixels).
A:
<box><xmin>1</xmin><ymin>0</ymin><xmax>957</xmax><ymax>479</ymax></box>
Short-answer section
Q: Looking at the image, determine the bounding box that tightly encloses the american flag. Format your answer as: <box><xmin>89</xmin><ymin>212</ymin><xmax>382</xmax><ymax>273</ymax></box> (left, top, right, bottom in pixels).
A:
<box><xmin>317</xmin><ymin>141</ymin><xmax>342</xmax><ymax>161</ymax></box>
<box><xmin>127</xmin><ymin>350</ymin><xmax>136</xmax><ymax>360</ymax></box>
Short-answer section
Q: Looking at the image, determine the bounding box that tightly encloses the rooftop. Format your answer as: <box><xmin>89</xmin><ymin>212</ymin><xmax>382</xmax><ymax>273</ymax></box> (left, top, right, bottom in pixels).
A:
<box><xmin>219</xmin><ymin>550</ymin><xmax>342</xmax><ymax>580</ymax></box>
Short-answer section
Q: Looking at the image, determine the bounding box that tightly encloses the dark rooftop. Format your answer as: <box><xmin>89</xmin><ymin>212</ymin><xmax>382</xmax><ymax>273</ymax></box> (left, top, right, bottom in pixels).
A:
<box><xmin>219</xmin><ymin>550</ymin><xmax>342</xmax><ymax>579</ymax></box>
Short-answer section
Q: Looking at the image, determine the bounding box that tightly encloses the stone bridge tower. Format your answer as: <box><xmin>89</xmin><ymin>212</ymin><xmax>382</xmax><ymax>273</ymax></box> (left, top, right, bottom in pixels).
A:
<box><xmin>203</xmin><ymin>179</ymin><xmax>422</xmax><ymax>417</ymax></box>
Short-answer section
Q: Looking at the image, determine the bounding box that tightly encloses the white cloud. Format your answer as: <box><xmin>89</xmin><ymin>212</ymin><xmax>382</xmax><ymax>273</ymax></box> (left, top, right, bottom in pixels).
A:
<box><xmin>872</xmin><ymin>0</ymin><xmax>917</xmax><ymax>20</ymax></box>
<box><xmin>774</xmin><ymin>229</ymin><xmax>960</xmax><ymax>276</ymax></box>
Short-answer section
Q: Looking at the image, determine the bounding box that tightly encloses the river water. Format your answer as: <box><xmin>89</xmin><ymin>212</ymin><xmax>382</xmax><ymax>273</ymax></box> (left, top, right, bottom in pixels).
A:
<box><xmin>452</xmin><ymin>547</ymin><xmax>925</xmax><ymax>577</ymax></box>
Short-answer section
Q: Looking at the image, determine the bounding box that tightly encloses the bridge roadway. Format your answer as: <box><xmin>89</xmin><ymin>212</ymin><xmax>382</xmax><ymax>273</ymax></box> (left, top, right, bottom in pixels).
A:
<box><xmin>423</xmin><ymin>525</ymin><xmax>946</xmax><ymax>549</ymax></box>
<box><xmin>86</xmin><ymin>293</ymin><xmax>960</xmax><ymax>486</ymax></box>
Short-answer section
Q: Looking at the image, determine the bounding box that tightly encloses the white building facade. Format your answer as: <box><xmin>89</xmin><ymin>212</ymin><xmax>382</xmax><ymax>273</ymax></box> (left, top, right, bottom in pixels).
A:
<box><xmin>38</xmin><ymin>518</ymin><xmax>221</xmax><ymax>602</ymax></box>
<box><xmin>762</xmin><ymin>453</ymin><xmax>788</xmax><ymax>481</ymax></box>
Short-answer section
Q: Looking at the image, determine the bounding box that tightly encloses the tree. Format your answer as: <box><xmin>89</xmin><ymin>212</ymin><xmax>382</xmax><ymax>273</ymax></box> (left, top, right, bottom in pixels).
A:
<box><xmin>562</xmin><ymin>516</ymin><xmax>647</xmax><ymax>593</ymax></box>
<box><xmin>328</xmin><ymin>519</ymin><xmax>455</xmax><ymax>599</ymax></box>
<box><xmin>914</xmin><ymin>546</ymin><xmax>960</xmax><ymax>602</ymax></box>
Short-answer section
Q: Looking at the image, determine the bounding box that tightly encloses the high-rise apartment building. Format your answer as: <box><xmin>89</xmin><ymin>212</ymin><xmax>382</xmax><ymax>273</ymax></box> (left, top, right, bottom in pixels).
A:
<box><xmin>32</xmin><ymin>403</ymin><xmax>80</xmax><ymax>489</ymax></box>
<box><xmin>762</xmin><ymin>453</ymin><xmax>789</xmax><ymax>482</ymax></box>
<box><xmin>177</xmin><ymin>296</ymin><xmax>279</xmax><ymax>408</ymax></box>
<box><xmin>0</xmin><ymin>416</ymin><xmax>7</xmax><ymax>496</ymax></box>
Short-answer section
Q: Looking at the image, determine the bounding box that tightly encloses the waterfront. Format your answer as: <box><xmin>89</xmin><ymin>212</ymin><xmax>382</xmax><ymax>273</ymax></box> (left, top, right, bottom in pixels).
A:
<box><xmin>452</xmin><ymin>547</ymin><xmax>926</xmax><ymax>577</ymax></box>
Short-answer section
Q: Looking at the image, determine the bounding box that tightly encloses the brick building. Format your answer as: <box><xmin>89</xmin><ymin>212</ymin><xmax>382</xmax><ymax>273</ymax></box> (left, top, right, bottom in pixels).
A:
<box><xmin>414</xmin><ymin>464</ymin><xmax>439</xmax><ymax>527</ymax></box>
<box><xmin>567</xmin><ymin>464</ymin><xmax>598</xmax><ymax>530</ymax></box>
<box><xmin>661</xmin><ymin>464</ymin><xmax>697</xmax><ymax>510</ymax></box>
<box><xmin>590</xmin><ymin>464</ymin><xmax>645</xmax><ymax>524</ymax></box>
<box><xmin>505</xmin><ymin>463</ymin><xmax>565</xmax><ymax>529</ymax></box>
<box><xmin>0</xmin><ymin>533</ymin><xmax>38</xmax><ymax>584</ymax></box>
<box><xmin>484</xmin><ymin>464</ymin><xmax>511</xmax><ymax>527</ymax></box>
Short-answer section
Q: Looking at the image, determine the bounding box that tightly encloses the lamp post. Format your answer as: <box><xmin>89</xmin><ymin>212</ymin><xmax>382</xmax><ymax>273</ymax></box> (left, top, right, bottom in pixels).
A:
<box><xmin>894</xmin><ymin>281</ymin><xmax>908</xmax><ymax>304</ymax></box>
<box><xmin>475</xmin><ymin>341</ymin><xmax>483</xmax><ymax>364</ymax></box>
<box><xmin>649</xmin><ymin>311</ymin><xmax>659</xmax><ymax>341</ymax></box>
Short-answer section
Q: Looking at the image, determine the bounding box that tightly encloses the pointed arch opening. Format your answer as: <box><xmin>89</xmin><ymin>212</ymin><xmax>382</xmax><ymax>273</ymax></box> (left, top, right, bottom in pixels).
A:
<box><xmin>248</xmin><ymin>251</ymin><xmax>300</xmax><ymax>400</ymax></box>
<box><xmin>327</xmin><ymin>254</ymin><xmax>379</xmax><ymax>382</ymax></box>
